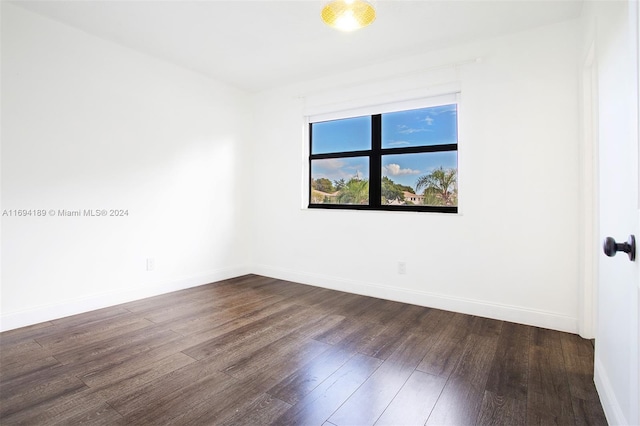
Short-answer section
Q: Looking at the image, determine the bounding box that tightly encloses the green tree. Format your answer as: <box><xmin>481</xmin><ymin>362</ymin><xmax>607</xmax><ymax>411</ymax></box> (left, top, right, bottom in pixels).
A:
<box><xmin>415</xmin><ymin>167</ymin><xmax>457</xmax><ymax>206</ymax></box>
<box><xmin>337</xmin><ymin>178</ymin><xmax>369</xmax><ymax>204</ymax></box>
<box><xmin>333</xmin><ymin>178</ymin><xmax>346</xmax><ymax>191</ymax></box>
<box><xmin>312</xmin><ymin>178</ymin><xmax>335</xmax><ymax>193</ymax></box>
<box><xmin>381</xmin><ymin>176</ymin><xmax>405</xmax><ymax>204</ymax></box>
<box><xmin>396</xmin><ymin>183</ymin><xmax>415</xmax><ymax>194</ymax></box>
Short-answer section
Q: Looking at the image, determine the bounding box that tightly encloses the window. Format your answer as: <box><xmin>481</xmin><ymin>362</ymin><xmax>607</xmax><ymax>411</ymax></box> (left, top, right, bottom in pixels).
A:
<box><xmin>309</xmin><ymin>101</ymin><xmax>458</xmax><ymax>213</ymax></box>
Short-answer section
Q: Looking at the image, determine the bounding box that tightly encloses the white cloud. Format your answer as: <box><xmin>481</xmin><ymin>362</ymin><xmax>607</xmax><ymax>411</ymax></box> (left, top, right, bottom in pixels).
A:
<box><xmin>317</xmin><ymin>158</ymin><xmax>346</xmax><ymax>170</ymax></box>
<box><xmin>424</xmin><ymin>117</ymin><xmax>434</xmax><ymax>125</ymax></box>
<box><xmin>383</xmin><ymin>163</ymin><xmax>421</xmax><ymax>176</ymax></box>
<box><xmin>312</xmin><ymin>158</ymin><xmax>368</xmax><ymax>182</ymax></box>
<box><xmin>398</xmin><ymin>127</ymin><xmax>428</xmax><ymax>134</ymax></box>
<box><xmin>387</xmin><ymin>140</ymin><xmax>411</xmax><ymax>147</ymax></box>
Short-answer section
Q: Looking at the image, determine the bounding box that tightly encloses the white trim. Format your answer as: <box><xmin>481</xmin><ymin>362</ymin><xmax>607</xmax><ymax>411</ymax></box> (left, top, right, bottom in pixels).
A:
<box><xmin>301</xmin><ymin>117</ymin><xmax>311</xmax><ymax>209</ymax></box>
<box><xmin>252</xmin><ymin>265</ymin><xmax>578</xmax><ymax>333</ymax></box>
<box><xmin>578</xmin><ymin>41</ymin><xmax>598</xmax><ymax>339</ymax></box>
<box><xmin>307</xmin><ymin>89</ymin><xmax>460</xmax><ymax>123</ymax></box>
<box><xmin>2</xmin><ymin>267</ymin><xmax>578</xmax><ymax>334</ymax></box>
<box><xmin>0</xmin><ymin>265</ymin><xmax>251</xmax><ymax>332</ymax></box>
<box><xmin>595</xmin><ymin>356</ymin><xmax>628</xmax><ymax>426</ymax></box>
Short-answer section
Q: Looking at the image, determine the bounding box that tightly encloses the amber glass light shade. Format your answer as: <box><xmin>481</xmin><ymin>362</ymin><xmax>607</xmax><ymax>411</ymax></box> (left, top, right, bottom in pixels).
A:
<box><xmin>321</xmin><ymin>0</ymin><xmax>376</xmax><ymax>32</ymax></box>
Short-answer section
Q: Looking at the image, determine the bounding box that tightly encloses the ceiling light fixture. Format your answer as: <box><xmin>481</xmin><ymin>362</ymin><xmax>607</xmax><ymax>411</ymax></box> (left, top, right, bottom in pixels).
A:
<box><xmin>321</xmin><ymin>0</ymin><xmax>376</xmax><ymax>32</ymax></box>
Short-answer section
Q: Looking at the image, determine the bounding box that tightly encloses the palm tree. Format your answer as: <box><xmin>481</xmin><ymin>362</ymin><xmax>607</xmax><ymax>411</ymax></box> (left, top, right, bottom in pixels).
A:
<box><xmin>415</xmin><ymin>167</ymin><xmax>457</xmax><ymax>206</ymax></box>
<box><xmin>337</xmin><ymin>178</ymin><xmax>369</xmax><ymax>205</ymax></box>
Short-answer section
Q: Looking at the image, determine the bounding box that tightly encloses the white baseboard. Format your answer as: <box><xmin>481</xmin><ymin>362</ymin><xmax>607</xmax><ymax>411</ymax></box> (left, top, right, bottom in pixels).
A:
<box><xmin>594</xmin><ymin>356</ymin><xmax>628</xmax><ymax>426</ymax></box>
<box><xmin>0</xmin><ymin>265</ymin><xmax>251</xmax><ymax>332</ymax></box>
<box><xmin>252</xmin><ymin>265</ymin><xmax>578</xmax><ymax>333</ymax></box>
<box><xmin>1</xmin><ymin>265</ymin><xmax>577</xmax><ymax>334</ymax></box>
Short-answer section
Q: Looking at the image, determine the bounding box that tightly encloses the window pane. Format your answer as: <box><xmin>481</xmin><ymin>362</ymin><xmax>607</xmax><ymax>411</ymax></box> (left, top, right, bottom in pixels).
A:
<box><xmin>382</xmin><ymin>152</ymin><xmax>457</xmax><ymax>206</ymax></box>
<box><xmin>382</xmin><ymin>104</ymin><xmax>457</xmax><ymax>148</ymax></box>
<box><xmin>311</xmin><ymin>157</ymin><xmax>369</xmax><ymax>205</ymax></box>
<box><xmin>311</xmin><ymin>116</ymin><xmax>371</xmax><ymax>154</ymax></box>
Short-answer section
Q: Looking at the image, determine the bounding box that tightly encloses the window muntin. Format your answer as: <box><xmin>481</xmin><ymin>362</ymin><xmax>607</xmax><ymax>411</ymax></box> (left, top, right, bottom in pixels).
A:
<box><xmin>309</xmin><ymin>101</ymin><xmax>458</xmax><ymax>213</ymax></box>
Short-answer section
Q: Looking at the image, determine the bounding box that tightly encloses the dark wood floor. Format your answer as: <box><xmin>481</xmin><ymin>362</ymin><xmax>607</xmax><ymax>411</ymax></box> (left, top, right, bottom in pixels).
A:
<box><xmin>0</xmin><ymin>274</ymin><xmax>607</xmax><ymax>425</ymax></box>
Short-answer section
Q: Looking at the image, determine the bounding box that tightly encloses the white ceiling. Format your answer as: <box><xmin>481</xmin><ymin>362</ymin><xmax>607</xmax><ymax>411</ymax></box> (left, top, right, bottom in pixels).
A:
<box><xmin>10</xmin><ymin>0</ymin><xmax>584</xmax><ymax>92</ymax></box>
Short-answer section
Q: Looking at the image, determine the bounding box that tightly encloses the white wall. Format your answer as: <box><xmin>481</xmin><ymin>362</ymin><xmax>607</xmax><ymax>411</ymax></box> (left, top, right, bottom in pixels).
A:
<box><xmin>1</xmin><ymin>4</ymin><xmax>251</xmax><ymax>331</ymax></box>
<box><xmin>250</xmin><ymin>19</ymin><xmax>582</xmax><ymax>332</ymax></box>
<box><xmin>1</xmin><ymin>4</ymin><xmax>585</xmax><ymax>335</ymax></box>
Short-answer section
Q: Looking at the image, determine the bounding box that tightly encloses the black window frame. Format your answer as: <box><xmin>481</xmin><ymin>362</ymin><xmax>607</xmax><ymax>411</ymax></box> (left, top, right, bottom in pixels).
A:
<box><xmin>308</xmin><ymin>105</ymin><xmax>458</xmax><ymax>213</ymax></box>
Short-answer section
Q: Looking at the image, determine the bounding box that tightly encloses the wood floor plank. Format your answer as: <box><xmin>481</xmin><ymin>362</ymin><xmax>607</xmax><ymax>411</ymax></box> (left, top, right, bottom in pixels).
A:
<box><xmin>0</xmin><ymin>387</ymin><xmax>113</xmax><ymax>425</ymax></box>
<box><xmin>66</xmin><ymin>331</ymin><xmax>192</xmax><ymax>390</ymax></box>
<box><xmin>451</xmin><ymin>333</ymin><xmax>499</xmax><ymax>389</ymax></box>
<box><xmin>470</xmin><ymin>316</ymin><xmax>504</xmax><ymax>338</ymax></box>
<box><xmin>169</xmin><ymin>299</ymin><xmax>299</xmax><ymax>347</ymax></box>
<box><xmin>0</xmin><ymin>274</ymin><xmax>608</xmax><ymax>426</ymax></box>
<box><xmin>410</xmin><ymin>307</ymin><xmax>458</xmax><ymax>336</ymax></box>
<box><xmin>254</xmin><ymin>278</ymin><xmax>319</xmax><ymax>300</ymax></box>
<box><xmin>221</xmin><ymin>333</ymin><xmax>331</xmax><ymax>380</ymax></box>
<box><xmin>1</xmin><ymin>360</ymin><xmax>74</xmax><ymax>401</ymax></box>
<box><xmin>51</xmin><ymin>306</ymin><xmax>131</xmax><ymax>329</ymax></box>
<box><xmin>119</xmin><ymin>282</ymin><xmax>228</xmax><ymax>314</ymax></box>
<box><xmin>527</xmin><ymin>329</ymin><xmax>574</xmax><ymax>423</ymax></box>
<box><xmin>274</xmin><ymin>353</ymin><xmax>383</xmax><ymax>425</ymax></box>
<box><xmin>312</xmin><ymin>316</ymin><xmax>368</xmax><ymax>345</ymax></box>
<box><xmin>561</xmin><ymin>333</ymin><xmax>601</xmax><ymax>403</ymax></box>
<box><xmin>374</xmin><ymin>370</ymin><xmax>447</xmax><ymax>426</ymax></box>
<box><xmin>337</xmin><ymin>293</ymin><xmax>382</xmax><ymax>318</ymax></box>
<box><xmin>290</xmin><ymin>286</ymin><xmax>342</xmax><ymax>307</ymax></box>
<box><xmin>139</xmin><ymin>283</ymin><xmax>286</xmax><ymax>325</ymax></box>
<box><xmin>417</xmin><ymin>312</ymin><xmax>475</xmax><ymax>377</ymax></box>
<box><xmin>529</xmin><ymin>329</ymin><xmax>570</xmax><ymax>395</ymax></box>
<box><xmin>426</xmin><ymin>331</ymin><xmax>500</xmax><ymax>425</ymax></box>
<box><xmin>352</xmin><ymin>319</ymin><xmax>413</xmax><ymax>360</ymax></box>
<box><xmin>571</xmin><ymin>396</ymin><xmax>608</xmax><ymax>426</ymax></box>
<box><xmin>120</xmin><ymin>369</ymin><xmax>239</xmax><ymax>424</ymax></box>
<box><xmin>267</xmin><ymin>345</ymin><xmax>354</xmax><ymax>405</ymax></box>
<box><xmin>36</xmin><ymin>316</ymin><xmax>154</xmax><ymax>353</ymax></box>
<box><xmin>0</xmin><ymin>355</ymin><xmax>61</xmax><ymax>384</ymax></box>
<box><xmin>109</xmin><ymin>359</ymin><xmax>238</xmax><ymax>420</ymax></box>
<box><xmin>291</xmin><ymin>313</ymin><xmax>346</xmax><ymax>339</ymax></box>
<box><xmin>0</xmin><ymin>371</ymin><xmax>88</xmax><ymax>419</ymax></box>
<box><xmin>164</xmin><ymin>338</ymin><xmax>334</xmax><ymax>425</ymax></box>
<box><xmin>52</xmin><ymin>403</ymin><xmax>126</xmax><ymax>426</ymax></box>
<box><xmin>356</xmin><ymin>297</ymin><xmax>408</xmax><ymax>325</ymax></box>
<box><xmin>303</xmin><ymin>288</ymin><xmax>356</xmax><ymax>312</ymax></box>
<box><xmin>79</xmin><ymin>352</ymin><xmax>196</xmax><ymax>400</ymax></box>
<box><xmin>161</xmin><ymin>374</ymin><xmax>271</xmax><ymax>425</ymax></box>
<box><xmin>51</xmin><ymin>325</ymin><xmax>181</xmax><ymax>367</ymax></box>
<box><xmin>485</xmin><ymin>321</ymin><xmax>531</xmax><ymax>400</ymax></box>
<box><xmin>527</xmin><ymin>390</ymin><xmax>575</xmax><ymax>425</ymax></box>
<box><xmin>476</xmin><ymin>389</ymin><xmax>527</xmax><ymax>425</ymax></box>
<box><xmin>332</xmin><ymin>318</ymin><xmax>383</xmax><ymax>352</ymax></box>
<box><xmin>140</xmin><ymin>294</ymin><xmax>249</xmax><ymax>324</ymax></box>
<box><xmin>165</xmin><ymin>294</ymin><xmax>285</xmax><ymax>335</ymax></box>
<box><xmin>328</xmin><ymin>332</ymin><xmax>434</xmax><ymax>425</ymax></box>
<box><xmin>180</xmin><ymin>303</ymin><xmax>307</xmax><ymax>360</ymax></box>
<box><xmin>0</xmin><ymin>322</ymin><xmax>56</xmax><ymax>347</ymax></box>
<box><xmin>0</xmin><ymin>339</ymin><xmax>48</xmax><ymax>368</ymax></box>
<box><xmin>218</xmin><ymin>393</ymin><xmax>292</xmax><ymax>426</ymax></box>
<box><xmin>425</xmin><ymin>376</ymin><xmax>486</xmax><ymax>425</ymax></box>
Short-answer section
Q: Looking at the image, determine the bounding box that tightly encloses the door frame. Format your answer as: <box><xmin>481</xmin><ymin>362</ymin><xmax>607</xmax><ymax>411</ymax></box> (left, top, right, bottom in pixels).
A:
<box><xmin>579</xmin><ymin>41</ymin><xmax>598</xmax><ymax>339</ymax></box>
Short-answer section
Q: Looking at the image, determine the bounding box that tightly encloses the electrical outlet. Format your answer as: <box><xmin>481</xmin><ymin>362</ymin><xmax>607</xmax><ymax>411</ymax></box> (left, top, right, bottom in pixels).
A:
<box><xmin>146</xmin><ymin>258</ymin><xmax>155</xmax><ymax>271</ymax></box>
<box><xmin>398</xmin><ymin>261</ymin><xmax>406</xmax><ymax>275</ymax></box>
